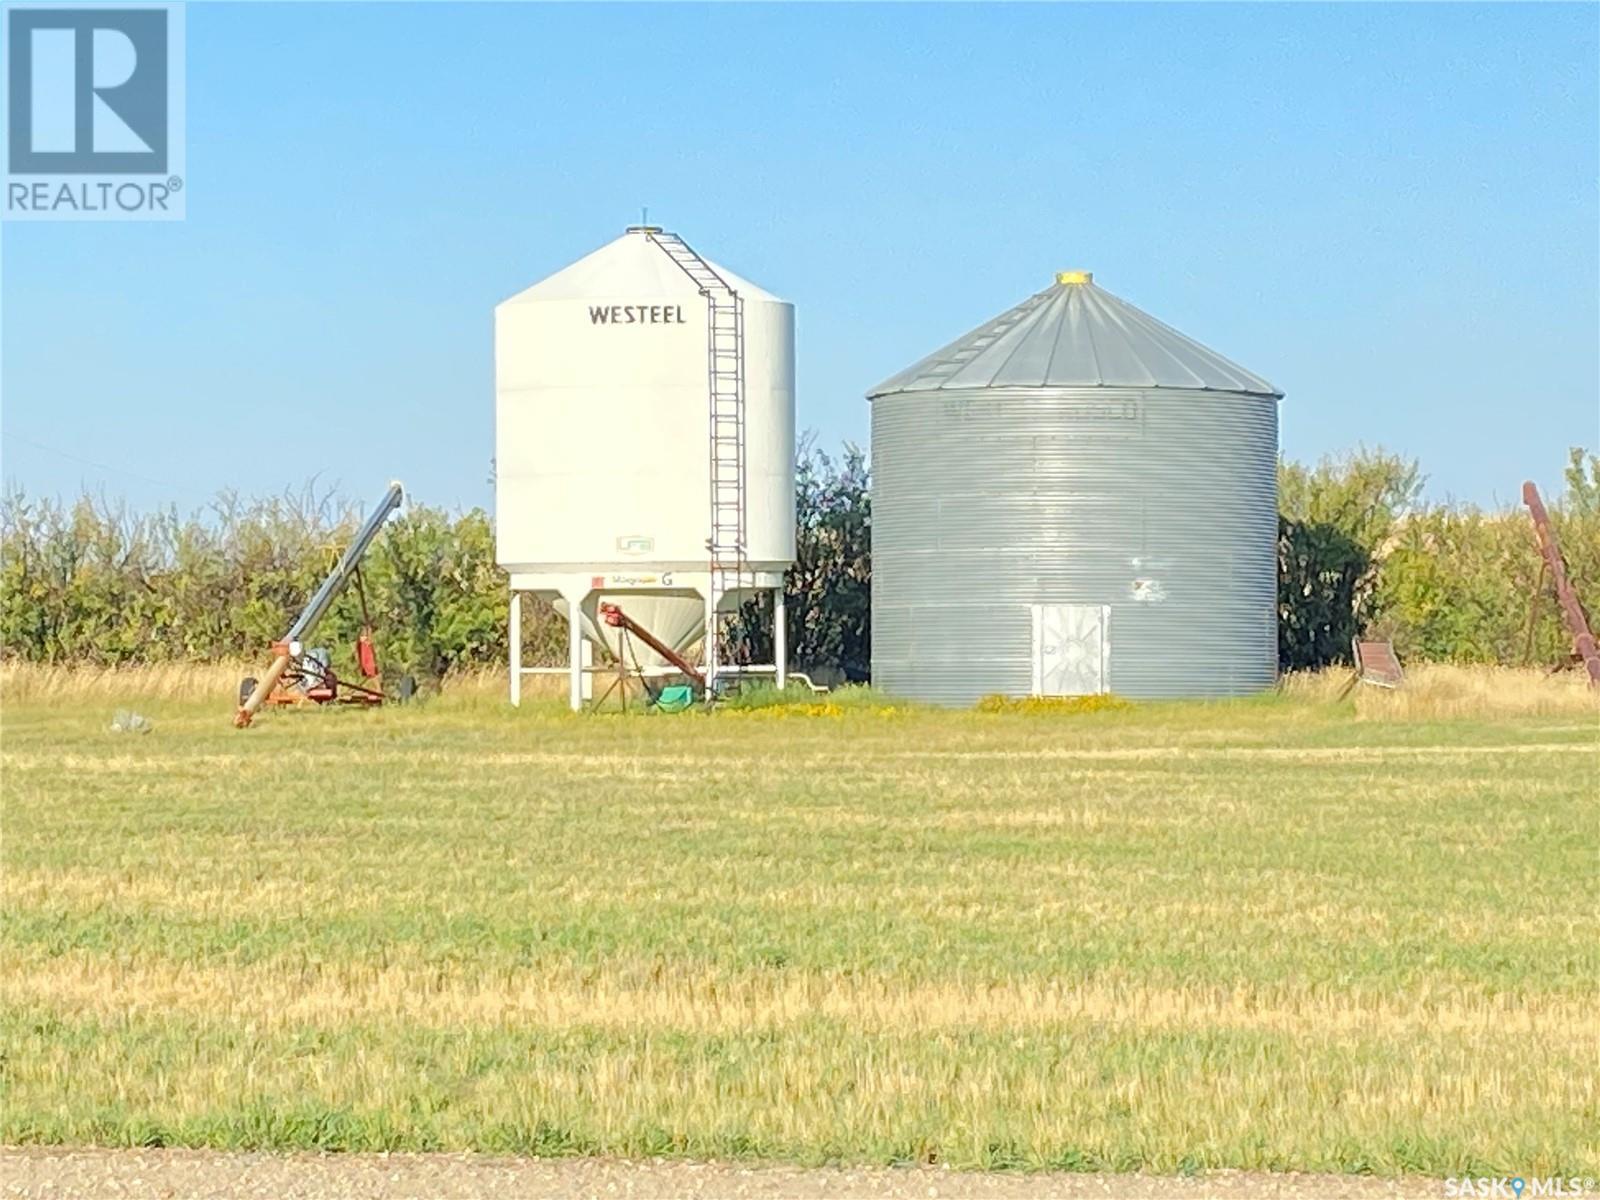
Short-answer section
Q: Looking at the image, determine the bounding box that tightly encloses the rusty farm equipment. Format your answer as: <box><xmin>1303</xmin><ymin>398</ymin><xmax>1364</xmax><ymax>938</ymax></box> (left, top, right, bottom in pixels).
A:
<box><xmin>234</xmin><ymin>481</ymin><xmax>415</xmax><ymax>727</ymax></box>
<box><xmin>1522</xmin><ymin>480</ymin><xmax>1600</xmax><ymax>687</ymax></box>
<box><xmin>589</xmin><ymin>601</ymin><xmax>705</xmax><ymax>712</ymax></box>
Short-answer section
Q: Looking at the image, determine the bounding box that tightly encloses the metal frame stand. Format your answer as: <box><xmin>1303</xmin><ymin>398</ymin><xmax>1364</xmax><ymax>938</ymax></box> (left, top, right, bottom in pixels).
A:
<box><xmin>566</xmin><ymin>589</ymin><xmax>585</xmax><ymax>711</ymax></box>
<box><xmin>507</xmin><ymin>588</ymin><xmax>593</xmax><ymax>711</ymax></box>
<box><xmin>509</xmin><ymin>591</ymin><xmax>522</xmax><ymax>707</ymax></box>
<box><xmin>774</xmin><ymin>587</ymin><xmax>787</xmax><ymax>691</ymax></box>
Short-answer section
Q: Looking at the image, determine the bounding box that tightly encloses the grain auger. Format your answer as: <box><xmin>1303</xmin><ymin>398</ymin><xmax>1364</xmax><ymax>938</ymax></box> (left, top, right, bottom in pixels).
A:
<box><xmin>234</xmin><ymin>481</ymin><xmax>415</xmax><ymax>727</ymax></box>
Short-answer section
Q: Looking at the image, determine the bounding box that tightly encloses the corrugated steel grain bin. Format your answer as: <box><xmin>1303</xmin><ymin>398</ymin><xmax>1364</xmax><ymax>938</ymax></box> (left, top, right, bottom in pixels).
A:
<box><xmin>867</xmin><ymin>271</ymin><xmax>1282</xmax><ymax>706</ymax></box>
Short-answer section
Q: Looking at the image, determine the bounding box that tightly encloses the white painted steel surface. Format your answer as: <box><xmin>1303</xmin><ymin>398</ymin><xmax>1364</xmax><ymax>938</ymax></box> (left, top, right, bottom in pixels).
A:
<box><xmin>494</xmin><ymin>228</ymin><xmax>797</xmax><ymax>689</ymax></box>
<box><xmin>495</xmin><ymin>229</ymin><xmax>795</xmax><ymax>576</ymax></box>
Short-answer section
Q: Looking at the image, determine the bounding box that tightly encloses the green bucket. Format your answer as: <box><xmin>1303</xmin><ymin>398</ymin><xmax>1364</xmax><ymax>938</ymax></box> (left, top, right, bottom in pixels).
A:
<box><xmin>654</xmin><ymin>685</ymin><xmax>695</xmax><ymax>713</ymax></box>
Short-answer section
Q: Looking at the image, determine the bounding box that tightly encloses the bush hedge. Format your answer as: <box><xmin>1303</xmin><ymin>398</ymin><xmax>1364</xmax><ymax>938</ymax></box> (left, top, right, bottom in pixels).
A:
<box><xmin>2</xmin><ymin>446</ymin><xmax>1594</xmax><ymax>680</ymax></box>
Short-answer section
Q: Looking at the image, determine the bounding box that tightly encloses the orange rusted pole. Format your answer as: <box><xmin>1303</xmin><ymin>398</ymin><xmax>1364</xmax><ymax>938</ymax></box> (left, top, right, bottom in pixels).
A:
<box><xmin>599</xmin><ymin>603</ymin><xmax>705</xmax><ymax>688</ymax></box>
<box><xmin>1523</xmin><ymin>481</ymin><xmax>1600</xmax><ymax>687</ymax></box>
<box><xmin>235</xmin><ymin>651</ymin><xmax>293</xmax><ymax>727</ymax></box>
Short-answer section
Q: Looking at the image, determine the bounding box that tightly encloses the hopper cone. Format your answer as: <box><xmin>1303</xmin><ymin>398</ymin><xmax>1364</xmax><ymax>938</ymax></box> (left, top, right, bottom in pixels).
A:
<box><xmin>553</xmin><ymin>594</ymin><xmax>705</xmax><ymax>671</ymax></box>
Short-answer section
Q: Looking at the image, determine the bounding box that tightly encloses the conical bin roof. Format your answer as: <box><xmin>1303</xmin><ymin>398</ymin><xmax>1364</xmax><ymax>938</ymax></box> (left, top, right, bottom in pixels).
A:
<box><xmin>501</xmin><ymin>227</ymin><xmax>783</xmax><ymax>306</ymax></box>
<box><xmin>868</xmin><ymin>272</ymin><xmax>1279</xmax><ymax>399</ymax></box>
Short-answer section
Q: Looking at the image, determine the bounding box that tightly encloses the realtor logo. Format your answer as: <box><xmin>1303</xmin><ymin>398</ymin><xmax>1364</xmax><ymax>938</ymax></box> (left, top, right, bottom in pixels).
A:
<box><xmin>9</xmin><ymin>7</ymin><xmax>167</xmax><ymax>172</ymax></box>
<box><xmin>4</xmin><ymin>3</ymin><xmax>185</xmax><ymax>219</ymax></box>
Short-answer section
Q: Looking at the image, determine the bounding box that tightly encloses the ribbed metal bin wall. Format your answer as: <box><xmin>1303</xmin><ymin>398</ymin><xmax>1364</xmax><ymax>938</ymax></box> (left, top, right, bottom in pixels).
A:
<box><xmin>871</xmin><ymin>386</ymin><xmax>1279</xmax><ymax>706</ymax></box>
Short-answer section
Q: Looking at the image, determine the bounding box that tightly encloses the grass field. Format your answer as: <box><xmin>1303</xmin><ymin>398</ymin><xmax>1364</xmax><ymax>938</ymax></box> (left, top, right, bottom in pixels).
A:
<box><xmin>1</xmin><ymin>665</ymin><xmax>1595</xmax><ymax>1177</ymax></box>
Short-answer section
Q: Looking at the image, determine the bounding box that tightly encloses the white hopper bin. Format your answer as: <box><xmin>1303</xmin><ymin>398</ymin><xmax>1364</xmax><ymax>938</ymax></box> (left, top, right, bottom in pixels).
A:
<box><xmin>494</xmin><ymin>226</ymin><xmax>796</xmax><ymax>707</ymax></box>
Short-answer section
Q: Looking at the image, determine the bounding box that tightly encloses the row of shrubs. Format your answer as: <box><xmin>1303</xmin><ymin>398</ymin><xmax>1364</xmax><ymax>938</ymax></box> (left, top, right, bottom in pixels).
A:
<box><xmin>1</xmin><ymin>444</ymin><xmax>1594</xmax><ymax>679</ymax></box>
<box><xmin>0</xmin><ymin>443</ymin><xmax>873</xmax><ymax>683</ymax></box>
<box><xmin>1277</xmin><ymin>447</ymin><xmax>1599</xmax><ymax>670</ymax></box>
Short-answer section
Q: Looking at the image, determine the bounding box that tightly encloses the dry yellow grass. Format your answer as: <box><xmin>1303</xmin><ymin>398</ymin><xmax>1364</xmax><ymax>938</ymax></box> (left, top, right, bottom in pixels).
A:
<box><xmin>6</xmin><ymin>659</ymin><xmax>1595</xmax><ymax>717</ymax></box>
<box><xmin>3</xmin><ymin>662</ymin><xmax>1587</xmax><ymax>720</ymax></box>
<box><xmin>9</xmin><ymin>946</ymin><xmax>1595</xmax><ymax>1044</ymax></box>
<box><xmin>0</xmin><ymin>659</ymin><xmax>566</xmax><ymax>705</ymax></box>
<box><xmin>0</xmin><ymin>660</ymin><xmax>250</xmax><ymax>704</ymax></box>
<box><xmin>1278</xmin><ymin>662</ymin><xmax>1599</xmax><ymax>720</ymax></box>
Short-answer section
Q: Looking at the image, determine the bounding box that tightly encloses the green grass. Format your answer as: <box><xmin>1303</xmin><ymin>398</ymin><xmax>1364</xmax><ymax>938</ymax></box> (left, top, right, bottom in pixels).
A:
<box><xmin>1</xmin><ymin>672</ymin><xmax>1596</xmax><ymax>1174</ymax></box>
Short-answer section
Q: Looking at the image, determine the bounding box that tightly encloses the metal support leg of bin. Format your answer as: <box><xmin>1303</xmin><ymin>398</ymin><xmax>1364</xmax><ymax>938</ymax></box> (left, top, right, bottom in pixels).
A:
<box><xmin>566</xmin><ymin>594</ymin><xmax>584</xmax><ymax>712</ymax></box>
<box><xmin>774</xmin><ymin>588</ymin><xmax>787</xmax><ymax>690</ymax></box>
<box><xmin>509</xmin><ymin>591</ymin><xmax>522</xmax><ymax>707</ymax></box>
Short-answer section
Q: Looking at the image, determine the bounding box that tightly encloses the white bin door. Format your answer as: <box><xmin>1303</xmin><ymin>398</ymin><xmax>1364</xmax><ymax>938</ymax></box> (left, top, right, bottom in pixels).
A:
<box><xmin>1031</xmin><ymin>604</ymin><xmax>1110</xmax><ymax>696</ymax></box>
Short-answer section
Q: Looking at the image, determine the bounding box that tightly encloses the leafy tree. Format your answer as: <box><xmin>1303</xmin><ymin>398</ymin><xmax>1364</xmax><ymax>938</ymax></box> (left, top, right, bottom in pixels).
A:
<box><xmin>0</xmin><ymin>487</ymin><xmax>532</xmax><ymax>683</ymax></box>
<box><xmin>1277</xmin><ymin>447</ymin><xmax>1422</xmax><ymax>670</ymax></box>
<box><xmin>730</xmin><ymin>438</ymin><xmax>871</xmax><ymax>681</ymax></box>
<box><xmin>1375</xmin><ymin>447</ymin><xmax>1600</xmax><ymax>667</ymax></box>
<box><xmin>1563</xmin><ymin>447</ymin><xmax>1600</xmax><ymax>517</ymax></box>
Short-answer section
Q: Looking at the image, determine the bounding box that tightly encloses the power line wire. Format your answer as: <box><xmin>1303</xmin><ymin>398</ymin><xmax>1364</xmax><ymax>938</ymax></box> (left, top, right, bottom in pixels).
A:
<box><xmin>4</xmin><ymin>432</ymin><xmax>208</xmax><ymax>497</ymax></box>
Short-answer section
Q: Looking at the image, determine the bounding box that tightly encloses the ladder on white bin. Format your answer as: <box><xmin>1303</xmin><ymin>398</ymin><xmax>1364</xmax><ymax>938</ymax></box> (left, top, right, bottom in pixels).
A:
<box><xmin>646</xmin><ymin>229</ymin><xmax>752</xmax><ymax>694</ymax></box>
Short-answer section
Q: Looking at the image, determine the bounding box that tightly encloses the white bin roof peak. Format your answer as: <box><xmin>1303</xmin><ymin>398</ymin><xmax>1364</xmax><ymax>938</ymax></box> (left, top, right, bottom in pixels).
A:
<box><xmin>869</xmin><ymin>274</ymin><xmax>1279</xmax><ymax>398</ymax></box>
<box><xmin>501</xmin><ymin>229</ymin><xmax>783</xmax><ymax>307</ymax></box>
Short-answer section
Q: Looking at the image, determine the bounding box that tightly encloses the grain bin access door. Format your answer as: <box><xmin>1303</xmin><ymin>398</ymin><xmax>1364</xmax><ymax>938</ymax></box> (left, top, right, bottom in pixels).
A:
<box><xmin>1031</xmin><ymin>604</ymin><xmax>1110</xmax><ymax>696</ymax></box>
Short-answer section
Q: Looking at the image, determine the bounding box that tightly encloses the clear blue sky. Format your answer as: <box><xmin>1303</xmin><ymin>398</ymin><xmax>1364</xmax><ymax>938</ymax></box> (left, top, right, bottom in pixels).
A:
<box><xmin>2</xmin><ymin>2</ymin><xmax>1595</xmax><ymax>513</ymax></box>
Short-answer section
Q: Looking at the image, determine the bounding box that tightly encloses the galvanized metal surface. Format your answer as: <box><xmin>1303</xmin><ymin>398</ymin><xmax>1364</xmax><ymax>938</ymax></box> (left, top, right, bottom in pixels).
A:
<box><xmin>287</xmin><ymin>481</ymin><xmax>404</xmax><ymax>644</ymax></box>
<box><xmin>871</xmin><ymin>386</ymin><xmax>1279</xmax><ymax>706</ymax></box>
<box><xmin>869</xmin><ymin>279</ymin><xmax>1280</xmax><ymax>400</ymax></box>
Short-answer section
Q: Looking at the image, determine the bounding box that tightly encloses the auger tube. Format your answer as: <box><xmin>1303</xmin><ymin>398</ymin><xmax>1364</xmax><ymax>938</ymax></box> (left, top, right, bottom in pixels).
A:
<box><xmin>288</xmin><ymin>481</ymin><xmax>405</xmax><ymax>644</ymax></box>
<box><xmin>234</xmin><ymin>481</ymin><xmax>404</xmax><ymax>726</ymax></box>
